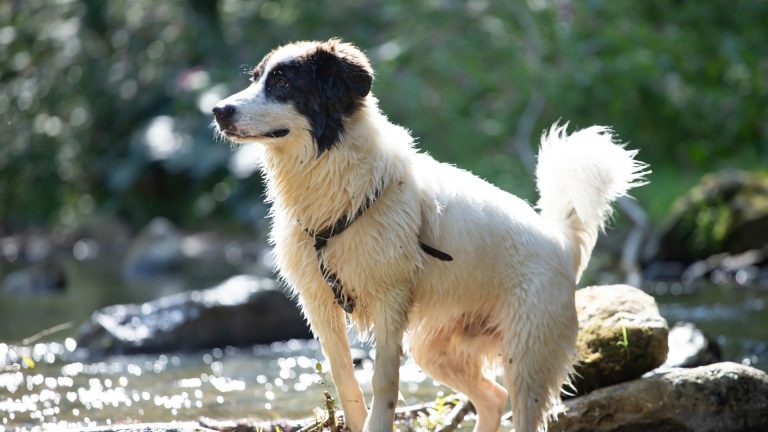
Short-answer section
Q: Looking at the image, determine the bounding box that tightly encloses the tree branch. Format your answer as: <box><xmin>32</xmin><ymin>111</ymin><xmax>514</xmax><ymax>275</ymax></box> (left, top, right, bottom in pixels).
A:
<box><xmin>505</xmin><ymin>91</ymin><xmax>546</xmax><ymax>171</ymax></box>
<box><xmin>617</xmin><ymin>197</ymin><xmax>649</xmax><ymax>287</ymax></box>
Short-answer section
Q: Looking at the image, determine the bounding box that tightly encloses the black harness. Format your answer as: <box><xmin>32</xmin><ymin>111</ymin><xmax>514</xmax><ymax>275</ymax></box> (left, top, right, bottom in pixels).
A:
<box><xmin>305</xmin><ymin>184</ymin><xmax>453</xmax><ymax>314</ymax></box>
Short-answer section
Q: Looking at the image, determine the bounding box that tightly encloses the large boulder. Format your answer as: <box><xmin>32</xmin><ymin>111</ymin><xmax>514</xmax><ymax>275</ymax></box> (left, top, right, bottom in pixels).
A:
<box><xmin>76</xmin><ymin>275</ymin><xmax>311</xmax><ymax>355</ymax></box>
<box><xmin>573</xmin><ymin>285</ymin><xmax>669</xmax><ymax>394</ymax></box>
<box><xmin>551</xmin><ymin>362</ymin><xmax>768</xmax><ymax>432</ymax></box>
<box><xmin>647</xmin><ymin>170</ymin><xmax>768</xmax><ymax>264</ymax></box>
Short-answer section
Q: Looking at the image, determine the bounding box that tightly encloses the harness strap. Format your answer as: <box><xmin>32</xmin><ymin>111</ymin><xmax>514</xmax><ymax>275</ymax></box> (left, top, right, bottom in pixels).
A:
<box><xmin>317</xmin><ymin>251</ymin><xmax>355</xmax><ymax>313</ymax></box>
<box><xmin>307</xmin><ymin>185</ymin><xmax>384</xmax><ymax>313</ymax></box>
<box><xmin>419</xmin><ymin>241</ymin><xmax>453</xmax><ymax>261</ymax></box>
<box><xmin>305</xmin><ymin>183</ymin><xmax>453</xmax><ymax>313</ymax></box>
<box><xmin>309</xmin><ymin>187</ymin><xmax>382</xmax><ymax>250</ymax></box>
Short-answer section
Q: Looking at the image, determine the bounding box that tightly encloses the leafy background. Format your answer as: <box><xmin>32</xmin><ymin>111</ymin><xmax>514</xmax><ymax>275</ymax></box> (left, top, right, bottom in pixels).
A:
<box><xmin>2</xmin><ymin>0</ymin><xmax>766</xmax><ymax>232</ymax></box>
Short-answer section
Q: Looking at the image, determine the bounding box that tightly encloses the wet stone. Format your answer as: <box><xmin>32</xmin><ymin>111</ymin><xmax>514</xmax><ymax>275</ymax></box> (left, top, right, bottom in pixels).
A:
<box><xmin>76</xmin><ymin>275</ymin><xmax>312</xmax><ymax>355</ymax></box>
<box><xmin>551</xmin><ymin>362</ymin><xmax>768</xmax><ymax>432</ymax></box>
<box><xmin>661</xmin><ymin>321</ymin><xmax>722</xmax><ymax>369</ymax></box>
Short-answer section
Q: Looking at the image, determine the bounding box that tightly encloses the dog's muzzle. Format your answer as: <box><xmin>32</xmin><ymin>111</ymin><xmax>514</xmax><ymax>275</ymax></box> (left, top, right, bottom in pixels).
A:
<box><xmin>212</xmin><ymin>104</ymin><xmax>290</xmax><ymax>139</ymax></box>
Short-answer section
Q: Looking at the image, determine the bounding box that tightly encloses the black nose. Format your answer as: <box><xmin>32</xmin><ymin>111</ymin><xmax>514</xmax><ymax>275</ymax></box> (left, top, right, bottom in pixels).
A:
<box><xmin>212</xmin><ymin>104</ymin><xmax>236</xmax><ymax>127</ymax></box>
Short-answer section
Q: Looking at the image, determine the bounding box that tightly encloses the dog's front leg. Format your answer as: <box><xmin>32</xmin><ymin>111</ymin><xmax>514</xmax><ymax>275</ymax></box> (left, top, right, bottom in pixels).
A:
<box><xmin>302</xmin><ymin>296</ymin><xmax>369</xmax><ymax>432</ymax></box>
<box><xmin>364</xmin><ymin>304</ymin><xmax>408</xmax><ymax>432</ymax></box>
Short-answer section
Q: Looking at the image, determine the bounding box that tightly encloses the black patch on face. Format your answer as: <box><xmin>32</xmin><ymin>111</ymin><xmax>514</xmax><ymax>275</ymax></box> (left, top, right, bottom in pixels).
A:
<box><xmin>255</xmin><ymin>39</ymin><xmax>374</xmax><ymax>155</ymax></box>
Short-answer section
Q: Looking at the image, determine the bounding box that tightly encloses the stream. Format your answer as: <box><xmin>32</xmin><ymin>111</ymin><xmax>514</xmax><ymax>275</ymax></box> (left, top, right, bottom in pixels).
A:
<box><xmin>1</xmin><ymin>255</ymin><xmax>766</xmax><ymax>431</ymax></box>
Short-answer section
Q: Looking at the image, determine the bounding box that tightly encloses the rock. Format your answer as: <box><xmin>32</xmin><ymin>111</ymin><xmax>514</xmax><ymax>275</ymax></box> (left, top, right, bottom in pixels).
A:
<box><xmin>647</xmin><ymin>170</ymin><xmax>768</xmax><ymax>264</ymax></box>
<box><xmin>122</xmin><ymin>217</ymin><xmax>184</xmax><ymax>278</ymax></box>
<box><xmin>551</xmin><ymin>362</ymin><xmax>768</xmax><ymax>432</ymax></box>
<box><xmin>1</xmin><ymin>258</ymin><xmax>66</xmax><ymax>295</ymax></box>
<box><xmin>572</xmin><ymin>285</ymin><xmax>669</xmax><ymax>394</ymax></box>
<box><xmin>662</xmin><ymin>322</ymin><xmax>722</xmax><ymax>369</ymax></box>
<box><xmin>76</xmin><ymin>275</ymin><xmax>311</xmax><ymax>355</ymax></box>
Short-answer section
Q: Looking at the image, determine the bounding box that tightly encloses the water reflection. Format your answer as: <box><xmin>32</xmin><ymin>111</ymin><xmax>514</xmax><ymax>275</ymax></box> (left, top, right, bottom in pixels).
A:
<box><xmin>0</xmin><ymin>340</ymin><xmax>446</xmax><ymax>431</ymax></box>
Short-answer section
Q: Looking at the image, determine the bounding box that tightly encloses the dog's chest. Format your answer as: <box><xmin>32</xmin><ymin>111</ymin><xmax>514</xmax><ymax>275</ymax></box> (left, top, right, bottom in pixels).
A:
<box><xmin>273</xmin><ymin>186</ymin><xmax>424</xmax><ymax>317</ymax></box>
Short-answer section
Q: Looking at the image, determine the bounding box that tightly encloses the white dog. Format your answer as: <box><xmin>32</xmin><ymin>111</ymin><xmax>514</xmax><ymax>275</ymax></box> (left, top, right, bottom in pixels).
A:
<box><xmin>213</xmin><ymin>39</ymin><xmax>647</xmax><ymax>432</ymax></box>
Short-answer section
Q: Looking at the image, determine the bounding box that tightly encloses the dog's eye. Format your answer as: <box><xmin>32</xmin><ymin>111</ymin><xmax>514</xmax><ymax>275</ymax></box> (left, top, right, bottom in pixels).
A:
<box><xmin>276</xmin><ymin>77</ymin><xmax>288</xmax><ymax>88</ymax></box>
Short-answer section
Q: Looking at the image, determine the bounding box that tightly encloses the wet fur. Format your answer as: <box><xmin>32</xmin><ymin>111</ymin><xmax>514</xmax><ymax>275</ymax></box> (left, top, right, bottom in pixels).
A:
<box><xmin>213</xmin><ymin>39</ymin><xmax>647</xmax><ymax>432</ymax></box>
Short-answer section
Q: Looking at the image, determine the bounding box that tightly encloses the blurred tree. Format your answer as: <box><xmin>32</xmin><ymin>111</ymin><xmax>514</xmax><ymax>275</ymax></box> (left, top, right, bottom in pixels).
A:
<box><xmin>0</xmin><ymin>0</ymin><xmax>765</xmax><ymax>231</ymax></box>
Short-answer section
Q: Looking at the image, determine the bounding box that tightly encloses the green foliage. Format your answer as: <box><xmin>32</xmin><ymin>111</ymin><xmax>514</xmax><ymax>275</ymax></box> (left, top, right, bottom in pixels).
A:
<box><xmin>1</xmin><ymin>0</ymin><xmax>766</xmax><ymax>229</ymax></box>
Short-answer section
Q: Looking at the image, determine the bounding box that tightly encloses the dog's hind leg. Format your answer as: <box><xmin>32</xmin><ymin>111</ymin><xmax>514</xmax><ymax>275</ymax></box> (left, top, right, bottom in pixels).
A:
<box><xmin>500</xmin><ymin>279</ymin><xmax>577</xmax><ymax>432</ymax></box>
<box><xmin>410</xmin><ymin>326</ymin><xmax>508</xmax><ymax>432</ymax></box>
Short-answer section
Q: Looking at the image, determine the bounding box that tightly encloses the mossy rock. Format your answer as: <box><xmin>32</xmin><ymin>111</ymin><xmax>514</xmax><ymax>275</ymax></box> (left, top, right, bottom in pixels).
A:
<box><xmin>572</xmin><ymin>285</ymin><xmax>669</xmax><ymax>395</ymax></box>
<box><xmin>649</xmin><ymin>170</ymin><xmax>768</xmax><ymax>263</ymax></box>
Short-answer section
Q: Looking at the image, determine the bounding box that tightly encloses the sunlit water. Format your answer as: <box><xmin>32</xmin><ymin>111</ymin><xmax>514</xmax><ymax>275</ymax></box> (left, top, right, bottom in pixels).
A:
<box><xmin>0</xmin><ymin>257</ymin><xmax>451</xmax><ymax>430</ymax></box>
<box><xmin>0</xmin><ymin>257</ymin><xmax>766</xmax><ymax>430</ymax></box>
<box><xmin>0</xmin><ymin>339</ymin><xmax>447</xmax><ymax>431</ymax></box>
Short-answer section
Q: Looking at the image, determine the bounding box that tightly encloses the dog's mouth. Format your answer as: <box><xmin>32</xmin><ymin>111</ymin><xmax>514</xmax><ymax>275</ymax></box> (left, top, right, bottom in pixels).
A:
<box><xmin>261</xmin><ymin>128</ymin><xmax>291</xmax><ymax>138</ymax></box>
<box><xmin>222</xmin><ymin>128</ymin><xmax>290</xmax><ymax>140</ymax></box>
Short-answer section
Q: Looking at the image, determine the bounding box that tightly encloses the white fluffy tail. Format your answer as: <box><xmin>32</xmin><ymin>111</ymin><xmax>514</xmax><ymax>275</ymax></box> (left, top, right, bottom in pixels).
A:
<box><xmin>536</xmin><ymin>123</ymin><xmax>648</xmax><ymax>281</ymax></box>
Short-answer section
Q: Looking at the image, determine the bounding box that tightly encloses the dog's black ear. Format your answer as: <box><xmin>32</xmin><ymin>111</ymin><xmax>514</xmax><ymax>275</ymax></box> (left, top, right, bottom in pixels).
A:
<box><xmin>332</xmin><ymin>41</ymin><xmax>374</xmax><ymax>98</ymax></box>
<box><xmin>307</xmin><ymin>39</ymin><xmax>373</xmax><ymax>156</ymax></box>
<box><xmin>314</xmin><ymin>39</ymin><xmax>373</xmax><ymax>111</ymax></box>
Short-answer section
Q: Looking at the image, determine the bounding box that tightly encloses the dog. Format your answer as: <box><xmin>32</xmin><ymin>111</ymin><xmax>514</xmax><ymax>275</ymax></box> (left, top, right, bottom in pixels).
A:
<box><xmin>212</xmin><ymin>38</ymin><xmax>647</xmax><ymax>432</ymax></box>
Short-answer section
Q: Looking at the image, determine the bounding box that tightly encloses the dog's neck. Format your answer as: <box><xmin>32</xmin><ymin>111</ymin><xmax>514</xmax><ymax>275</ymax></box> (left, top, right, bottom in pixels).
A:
<box><xmin>260</xmin><ymin>99</ymin><xmax>411</xmax><ymax>232</ymax></box>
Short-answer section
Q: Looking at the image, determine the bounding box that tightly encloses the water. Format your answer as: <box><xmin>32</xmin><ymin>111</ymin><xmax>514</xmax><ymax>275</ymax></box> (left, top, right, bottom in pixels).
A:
<box><xmin>0</xmin><ymin>255</ymin><xmax>449</xmax><ymax>430</ymax></box>
<box><xmin>0</xmin><ymin>256</ymin><xmax>232</xmax><ymax>343</ymax></box>
<box><xmin>1</xmin><ymin>256</ymin><xmax>767</xmax><ymax>430</ymax></box>
<box><xmin>651</xmin><ymin>280</ymin><xmax>768</xmax><ymax>369</ymax></box>
<box><xmin>0</xmin><ymin>340</ymin><xmax>447</xmax><ymax>431</ymax></box>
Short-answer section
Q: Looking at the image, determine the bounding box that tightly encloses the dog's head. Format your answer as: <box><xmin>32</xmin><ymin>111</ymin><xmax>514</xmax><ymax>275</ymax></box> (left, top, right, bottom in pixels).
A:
<box><xmin>212</xmin><ymin>39</ymin><xmax>373</xmax><ymax>155</ymax></box>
